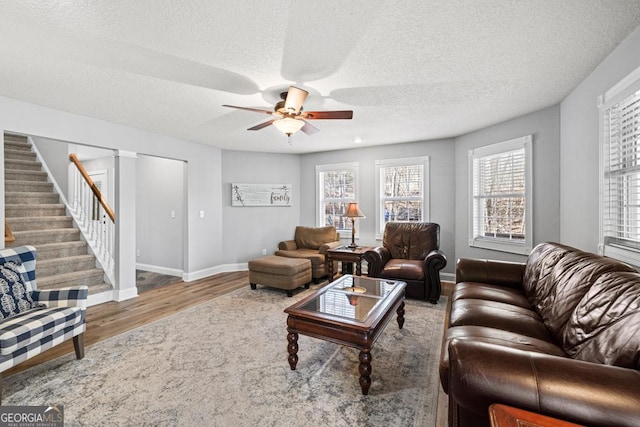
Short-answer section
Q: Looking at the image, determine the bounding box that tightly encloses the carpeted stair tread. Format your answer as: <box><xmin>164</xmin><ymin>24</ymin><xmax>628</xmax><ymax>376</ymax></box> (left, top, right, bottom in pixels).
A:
<box><xmin>36</xmin><ymin>268</ymin><xmax>108</xmax><ymax>292</ymax></box>
<box><xmin>36</xmin><ymin>255</ymin><xmax>97</xmax><ymax>278</ymax></box>
<box><xmin>4</xmin><ymin>180</ymin><xmax>53</xmax><ymax>192</ymax></box>
<box><xmin>5</xmin><ymin>204</ymin><xmax>66</xmax><ymax>217</ymax></box>
<box><xmin>6</xmin><ymin>216</ymin><xmax>73</xmax><ymax>231</ymax></box>
<box><xmin>4</xmin><ymin>192</ymin><xmax>59</xmax><ymax>205</ymax></box>
<box><xmin>4</xmin><ymin>159</ymin><xmax>43</xmax><ymax>171</ymax></box>
<box><xmin>4</xmin><ymin>170</ymin><xmax>48</xmax><ymax>182</ymax></box>
<box><xmin>31</xmin><ymin>242</ymin><xmax>88</xmax><ymax>260</ymax></box>
<box><xmin>3</xmin><ymin>148</ymin><xmax>36</xmax><ymax>161</ymax></box>
<box><xmin>9</xmin><ymin>229</ymin><xmax>81</xmax><ymax>245</ymax></box>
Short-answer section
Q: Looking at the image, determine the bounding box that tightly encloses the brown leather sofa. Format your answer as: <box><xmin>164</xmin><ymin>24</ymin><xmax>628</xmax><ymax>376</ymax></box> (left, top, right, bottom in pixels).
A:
<box><xmin>439</xmin><ymin>242</ymin><xmax>640</xmax><ymax>427</ymax></box>
<box><xmin>275</xmin><ymin>226</ymin><xmax>341</xmax><ymax>283</ymax></box>
<box><xmin>365</xmin><ymin>222</ymin><xmax>446</xmax><ymax>303</ymax></box>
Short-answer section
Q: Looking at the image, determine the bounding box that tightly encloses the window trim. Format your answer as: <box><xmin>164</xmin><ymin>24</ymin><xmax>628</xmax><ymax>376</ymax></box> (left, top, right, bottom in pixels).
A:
<box><xmin>374</xmin><ymin>156</ymin><xmax>429</xmax><ymax>240</ymax></box>
<box><xmin>468</xmin><ymin>135</ymin><xmax>533</xmax><ymax>255</ymax></box>
<box><xmin>315</xmin><ymin>162</ymin><xmax>360</xmax><ymax>234</ymax></box>
<box><xmin>598</xmin><ymin>64</ymin><xmax>640</xmax><ymax>266</ymax></box>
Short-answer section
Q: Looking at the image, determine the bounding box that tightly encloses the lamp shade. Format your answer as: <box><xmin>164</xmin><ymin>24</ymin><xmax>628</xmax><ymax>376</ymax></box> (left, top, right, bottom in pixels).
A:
<box><xmin>344</xmin><ymin>202</ymin><xmax>365</xmax><ymax>218</ymax></box>
<box><xmin>272</xmin><ymin>117</ymin><xmax>304</xmax><ymax>136</ymax></box>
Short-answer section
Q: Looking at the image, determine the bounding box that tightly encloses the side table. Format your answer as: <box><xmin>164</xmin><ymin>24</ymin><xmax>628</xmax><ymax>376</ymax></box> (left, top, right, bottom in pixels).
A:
<box><xmin>489</xmin><ymin>404</ymin><xmax>585</xmax><ymax>427</ymax></box>
<box><xmin>326</xmin><ymin>246</ymin><xmax>372</xmax><ymax>281</ymax></box>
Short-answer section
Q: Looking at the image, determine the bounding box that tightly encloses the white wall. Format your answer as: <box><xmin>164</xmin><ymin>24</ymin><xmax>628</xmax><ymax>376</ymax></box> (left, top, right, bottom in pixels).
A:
<box><xmin>299</xmin><ymin>139</ymin><xmax>456</xmax><ymax>274</ymax></box>
<box><xmin>221</xmin><ymin>150</ymin><xmax>301</xmax><ymax>264</ymax></box>
<box><xmin>31</xmin><ymin>136</ymin><xmax>71</xmax><ymax>197</ymax></box>
<box><xmin>454</xmin><ymin>105</ymin><xmax>561</xmax><ymax>263</ymax></box>
<box><xmin>561</xmin><ymin>26</ymin><xmax>640</xmax><ymax>252</ymax></box>
<box><xmin>136</xmin><ymin>155</ymin><xmax>185</xmax><ymax>273</ymax></box>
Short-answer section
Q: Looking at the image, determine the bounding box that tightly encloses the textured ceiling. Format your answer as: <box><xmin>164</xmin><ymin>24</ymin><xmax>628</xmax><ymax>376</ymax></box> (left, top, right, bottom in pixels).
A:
<box><xmin>1</xmin><ymin>1</ymin><xmax>640</xmax><ymax>153</ymax></box>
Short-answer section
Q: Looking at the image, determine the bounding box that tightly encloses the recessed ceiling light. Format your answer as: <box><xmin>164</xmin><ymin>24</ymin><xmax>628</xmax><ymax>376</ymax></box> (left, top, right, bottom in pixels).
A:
<box><xmin>353</xmin><ymin>137</ymin><xmax>363</xmax><ymax>144</ymax></box>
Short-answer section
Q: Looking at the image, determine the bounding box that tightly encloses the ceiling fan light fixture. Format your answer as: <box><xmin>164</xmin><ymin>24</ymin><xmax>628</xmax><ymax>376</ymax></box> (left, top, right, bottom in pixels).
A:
<box><xmin>273</xmin><ymin>117</ymin><xmax>304</xmax><ymax>137</ymax></box>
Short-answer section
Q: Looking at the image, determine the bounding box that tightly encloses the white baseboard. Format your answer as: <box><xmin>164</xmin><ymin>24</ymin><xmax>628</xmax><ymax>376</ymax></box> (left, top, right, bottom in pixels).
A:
<box><xmin>88</xmin><ymin>290</ymin><xmax>116</xmax><ymax>307</ymax></box>
<box><xmin>182</xmin><ymin>263</ymin><xmax>248</xmax><ymax>282</ymax></box>
<box><xmin>115</xmin><ymin>287</ymin><xmax>138</xmax><ymax>302</ymax></box>
<box><xmin>136</xmin><ymin>263</ymin><xmax>183</xmax><ymax>277</ymax></box>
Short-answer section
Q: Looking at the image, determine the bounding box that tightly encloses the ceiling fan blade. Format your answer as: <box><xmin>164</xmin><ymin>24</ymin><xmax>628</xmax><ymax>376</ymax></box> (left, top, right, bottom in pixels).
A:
<box><xmin>300</xmin><ymin>110</ymin><xmax>353</xmax><ymax>120</ymax></box>
<box><xmin>300</xmin><ymin>120</ymin><xmax>320</xmax><ymax>135</ymax></box>
<box><xmin>247</xmin><ymin>119</ymin><xmax>275</xmax><ymax>131</ymax></box>
<box><xmin>222</xmin><ymin>105</ymin><xmax>275</xmax><ymax>115</ymax></box>
<box><xmin>284</xmin><ymin>86</ymin><xmax>308</xmax><ymax>114</ymax></box>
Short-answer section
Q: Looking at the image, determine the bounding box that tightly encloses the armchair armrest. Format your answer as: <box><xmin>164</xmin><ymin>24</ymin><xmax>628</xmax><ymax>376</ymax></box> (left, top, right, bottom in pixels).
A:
<box><xmin>424</xmin><ymin>249</ymin><xmax>446</xmax><ymax>302</ymax></box>
<box><xmin>448</xmin><ymin>339</ymin><xmax>640</xmax><ymax>427</ymax></box>
<box><xmin>32</xmin><ymin>286</ymin><xmax>89</xmax><ymax>310</ymax></box>
<box><xmin>278</xmin><ymin>240</ymin><xmax>298</xmax><ymax>251</ymax></box>
<box><xmin>364</xmin><ymin>247</ymin><xmax>391</xmax><ymax>277</ymax></box>
<box><xmin>319</xmin><ymin>240</ymin><xmax>342</xmax><ymax>254</ymax></box>
<box><xmin>455</xmin><ymin>258</ymin><xmax>525</xmax><ymax>289</ymax></box>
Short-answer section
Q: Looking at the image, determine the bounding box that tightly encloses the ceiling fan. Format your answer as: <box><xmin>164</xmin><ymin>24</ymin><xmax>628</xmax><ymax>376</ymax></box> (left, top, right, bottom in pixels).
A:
<box><xmin>222</xmin><ymin>86</ymin><xmax>353</xmax><ymax>138</ymax></box>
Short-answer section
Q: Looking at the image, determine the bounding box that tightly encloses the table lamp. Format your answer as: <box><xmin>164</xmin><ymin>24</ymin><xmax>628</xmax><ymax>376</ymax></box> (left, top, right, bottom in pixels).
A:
<box><xmin>344</xmin><ymin>202</ymin><xmax>365</xmax><ymax>249</ymax></box>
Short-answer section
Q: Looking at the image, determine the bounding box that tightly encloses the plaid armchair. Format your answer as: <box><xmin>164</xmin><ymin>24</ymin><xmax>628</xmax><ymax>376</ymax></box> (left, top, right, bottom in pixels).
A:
<box><xmin>0</xmin><ymin>246</ymin><xmax>88</xmax><ymax>400</ymax></box>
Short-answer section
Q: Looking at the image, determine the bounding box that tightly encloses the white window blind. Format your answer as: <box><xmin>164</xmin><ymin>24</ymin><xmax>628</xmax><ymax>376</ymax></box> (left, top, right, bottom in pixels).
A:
<box><xmin>602</xmin><ymin>87</ymin><xmax>640</xmax><ymax>254</ymax></box>
<box><xmin>374</xmin><ymin>157</ymin><xmax>429</xmax><ymax>238</ymax></box>
<box><xmin>468</xmin><ymin>135</ymin><xmax>532</xmax><ymax>254</ymax></box>
<box><xmin>316</xmin><ymin>163</ymin><xmax>359</xmax><ymax>232</ymax></box>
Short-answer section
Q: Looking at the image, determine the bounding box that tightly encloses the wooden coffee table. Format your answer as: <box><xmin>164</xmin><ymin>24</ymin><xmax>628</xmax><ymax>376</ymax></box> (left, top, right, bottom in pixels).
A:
<box><xmin>284</xmin><ymin>274</ymin><xmax>406</xmax><ymax>395</ymax></box>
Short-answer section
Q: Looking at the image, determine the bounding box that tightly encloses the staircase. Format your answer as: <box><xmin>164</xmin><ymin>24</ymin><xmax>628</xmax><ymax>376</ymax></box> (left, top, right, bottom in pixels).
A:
<box><xmin>4</xmin><ymin>133</ymin><xmax>112</xmax><ymax>294</ymax></box>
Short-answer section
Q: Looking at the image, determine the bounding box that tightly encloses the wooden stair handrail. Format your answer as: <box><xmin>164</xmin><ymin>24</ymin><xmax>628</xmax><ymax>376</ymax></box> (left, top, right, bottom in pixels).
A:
<box><xmin>5</xmin><ymin>221</ymin><xmax>15</xmax><ymax>244</ymax></box>
<box><xmin>69</xmin><ymin>153</ymin><xmax>115</xmax><ymax>222</ymax></box>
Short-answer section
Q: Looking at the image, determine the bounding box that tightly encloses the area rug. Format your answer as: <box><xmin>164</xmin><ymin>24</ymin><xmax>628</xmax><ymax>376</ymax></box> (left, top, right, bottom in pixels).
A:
<box><xmin>3</xmin><ymin>285</ymin><xmax>447</xmax><ymax>426</ymax></box>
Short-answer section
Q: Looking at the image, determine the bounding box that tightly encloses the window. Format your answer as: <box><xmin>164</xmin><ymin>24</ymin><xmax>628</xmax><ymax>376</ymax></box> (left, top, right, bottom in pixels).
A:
<box><xmin>600</xmin><ymin>66</ymin><xmax>640</xmax><ymax>266</ymax></box>
<box><xmin>316</xmin><ymin>162</ymin><xmax>359</xmax><ymax>233</ymax></box>
<box><xmin>468</xmin><ymin>135</ymin><xmax>532</xmax><ymax>254</ymax></box>
<box><xmin>375</xmin><ymin>157</ymin><xmax>429</xmax><ymax>238</ymax></box>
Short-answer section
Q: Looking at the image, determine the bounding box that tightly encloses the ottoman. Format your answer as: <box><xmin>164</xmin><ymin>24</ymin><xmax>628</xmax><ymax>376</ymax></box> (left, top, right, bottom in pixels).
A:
<box><xmin>248</xmin><ymin>255</ymin><xmax>312</xmax><ymax>297</ymax></box>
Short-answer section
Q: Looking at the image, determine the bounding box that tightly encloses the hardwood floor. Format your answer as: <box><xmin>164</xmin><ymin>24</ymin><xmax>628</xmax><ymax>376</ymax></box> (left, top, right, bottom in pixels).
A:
<box><xmin>5</xmin><ymin>271</ymin><xmax>249</xmax><ymax>377</ymax></box>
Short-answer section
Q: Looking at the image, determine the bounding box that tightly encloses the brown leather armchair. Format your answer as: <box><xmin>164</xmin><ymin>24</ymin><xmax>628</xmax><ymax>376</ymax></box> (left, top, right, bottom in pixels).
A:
<box><xmin>364</xmin><ymin>222</ymin><xmax>446</xmax><ymax>303</ymax></box>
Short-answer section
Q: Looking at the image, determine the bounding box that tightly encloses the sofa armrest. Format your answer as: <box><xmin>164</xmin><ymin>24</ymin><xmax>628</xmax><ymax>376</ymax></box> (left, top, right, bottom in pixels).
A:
<box><xmin>448</xmin><ymin>339</ymin><xmax>640</xmax><ymax>427</ymax></box>
<box><xmin>319</xmin><ymin>240</ymin><xmax>342</xmax><ymax>255</ymax></box>
<box><xmin>32</xmin><ymin>286</ymin><xmax>89</xmax><ymax>310</ymax></box>
<box><xmin>278</xmin><ymin>240</ymin><xmax>297</xmax><ymax>251</ymax></box>
<box><xmin>455</xmin><ymin>258</ymin><xmax>525</xmax><ymax>289</ymax></box>
<box><xmin>364</xmin><ymin>247</ymin><xmax>391</xmax><ymax>277</ymax></box>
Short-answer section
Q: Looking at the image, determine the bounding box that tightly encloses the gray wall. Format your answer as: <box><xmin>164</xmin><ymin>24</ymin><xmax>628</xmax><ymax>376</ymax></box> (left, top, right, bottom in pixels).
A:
<box><xmin>221</xmin><ymin>150</ymin><xmax>301</xmax><ymax>263</ymax></box>
<box><xmin>136</xmin><ymin>155</ymin><xmax>185</xmax><ymax>271</ymax></box>
<box><xmin>454</xmin><ymin>105</ymin><xmax>561</xmax><ymax>263</ymax></box>
<box><xmin>560</xmin><ymin>26</ymin><xmax>640</xmax><ymax>252</ymax></box>
<box><xmin>299</xmin><ymin>139</ymin><xmax>456</xmax><ymax>274</ymax></box>
<box><xmin>31</xmin><ymin>136</ymin><xmax>70</xmax><ymax>198</ymax></box>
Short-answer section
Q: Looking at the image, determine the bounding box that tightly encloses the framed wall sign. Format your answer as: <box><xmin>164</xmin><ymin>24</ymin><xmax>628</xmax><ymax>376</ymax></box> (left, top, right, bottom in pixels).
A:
<box><xmin>231</xmin><ymin>183</ymin><xmax>291</xmax><ymax>207</ymax></box>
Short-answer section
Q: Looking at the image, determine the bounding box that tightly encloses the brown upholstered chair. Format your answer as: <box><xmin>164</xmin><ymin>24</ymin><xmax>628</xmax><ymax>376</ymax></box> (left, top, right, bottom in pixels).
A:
<box><xmin>364</xmin><ymin>222</ymin><xmax>446</xmax><ymax>303</ymax></box>
<box><xmin>275</xmin><ymin>226</ymin><xmax>341</xmax><ymax>283</ymax></box>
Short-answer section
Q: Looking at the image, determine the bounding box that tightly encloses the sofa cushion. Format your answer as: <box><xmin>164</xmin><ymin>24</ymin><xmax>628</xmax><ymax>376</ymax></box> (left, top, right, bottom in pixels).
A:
<box><xmin>380</xmin><ymin>259</ymin><xmax>425</xmax><ymax>281</ymax></box>
<box><xmin>522</xmin><ymin>243</ymin><xmax>635</xmax><ymax>342</ymax></box>
<box><xmin>453</xmin><ymin>282</ymin><xmax>532</xmax><ymax>309</ymax></box>
<box><xmin>294</xmin><ymin>226</ymin><xmax>337</xmax><ymax>250</ymax></box>
<box><xmin>450</xmin><ymin>299</ymin><xmax>551</xmax><ymax>341</ymax></box>
<box><xmin>0</xmin><ymin>306</ymin><xmax>83</xmax><ymax>355</ymax></box>
<box><xmin>439</xmin><ymin>325</ymin><xmax>565</xmax><ymax>393</ymax></box>
<box><xmin>562</xmin><ymin>271</ymin><xmax>640</xmax><ymax>369</ymax></box>
<box><xmin>275</xmin><ymin>249</ymin><xmax>325</xmax><ymax>266</ymax></box>
<box><xmin>0</xmin><ymin>261</ymin><xmax>41</xmax><ymax>320</ymax></box>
